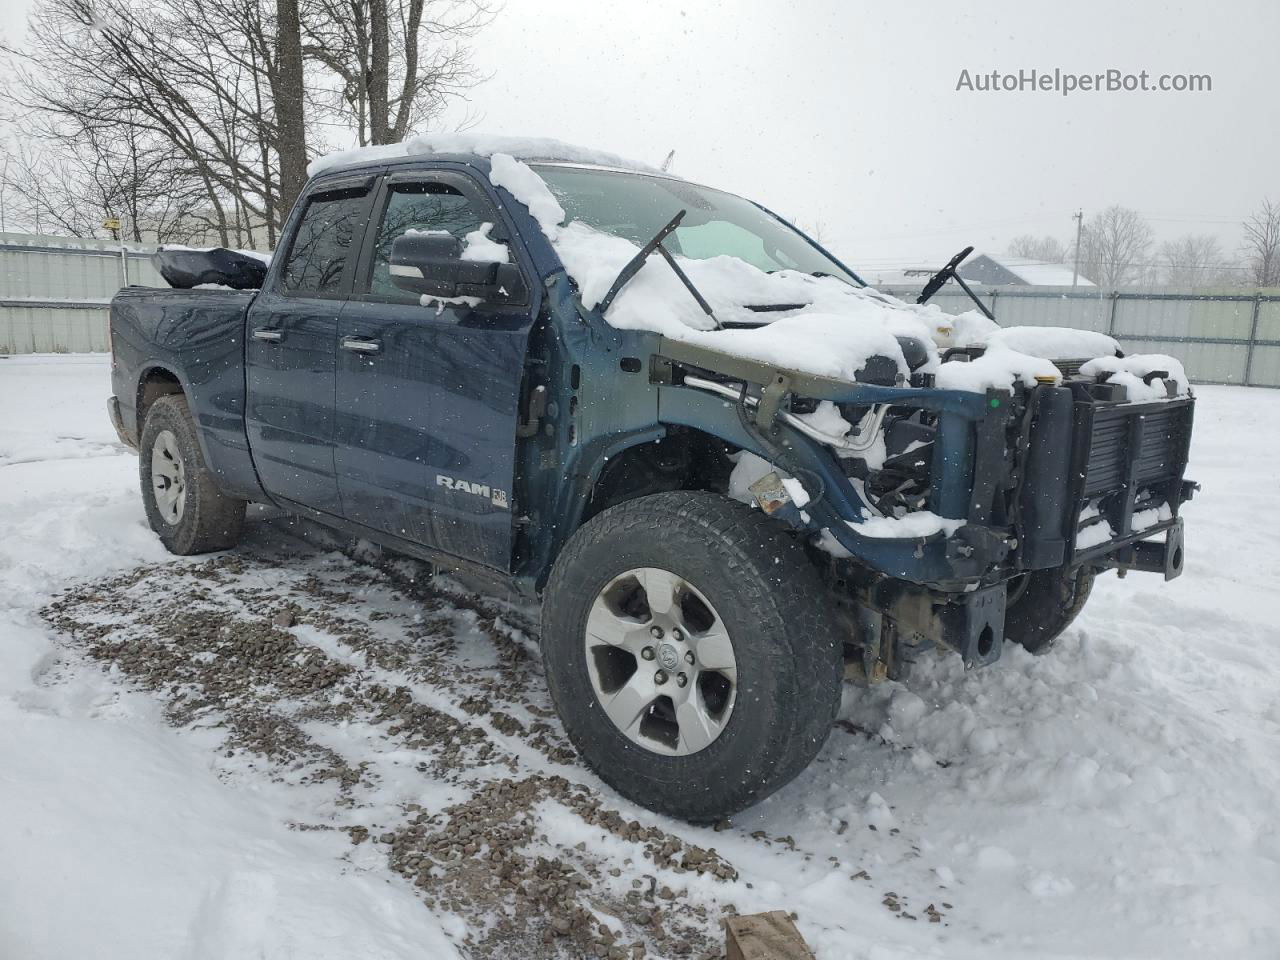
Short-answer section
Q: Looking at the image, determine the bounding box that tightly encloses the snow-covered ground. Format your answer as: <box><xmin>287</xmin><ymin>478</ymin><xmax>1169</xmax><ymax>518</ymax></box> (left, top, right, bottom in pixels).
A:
<box><xmin>2</xmin><ymin>353</ymin><xmax>1277</xmax><ymax>960</ymax></box>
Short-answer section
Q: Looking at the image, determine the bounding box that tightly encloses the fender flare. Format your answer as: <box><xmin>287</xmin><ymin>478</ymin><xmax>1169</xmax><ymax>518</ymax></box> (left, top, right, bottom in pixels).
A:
<box><xmin>133</xmin><ymin>361</ymin><xmax>262</xmax><ymax>500</ymax></box>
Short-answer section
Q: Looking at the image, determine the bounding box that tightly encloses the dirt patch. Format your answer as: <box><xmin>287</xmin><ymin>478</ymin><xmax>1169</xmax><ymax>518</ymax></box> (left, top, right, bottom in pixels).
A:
<box><xmin>380</xmin><ymin>774</ymin><xmax>730</xmax><ymax>958</ymax></box>
<box><xmin>39</xmin><ymin>528</ymin><xmax>738</xmax><ymax>959</ymax></box>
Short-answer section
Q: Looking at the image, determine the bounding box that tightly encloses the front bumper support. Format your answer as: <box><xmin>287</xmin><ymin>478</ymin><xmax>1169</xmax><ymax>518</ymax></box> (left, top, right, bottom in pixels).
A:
<box><xmin>852</xmin><ymin>578</ymin><xmax>1008</xmax><ymax>673</ymax></box>
<box><xmin>1106</xmin><ymin>517</ymin><xmax>1186</xmax><ymax>581</ymax></box>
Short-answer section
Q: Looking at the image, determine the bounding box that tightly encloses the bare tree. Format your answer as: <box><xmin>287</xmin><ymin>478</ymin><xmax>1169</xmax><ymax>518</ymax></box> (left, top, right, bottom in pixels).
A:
<box><xmin>0</xmin><ymin>141</ymin><xmax>94</xmax><ymax>236</ymax></box>
<box><xmin>1159</xmin><ymin>234</ymin><xmax>1230</xmax><ymax>288</ymax></box>
<box><xmin>1075</xmin><ymin>206</ymin><xmax>1153</xmax><ymax>289</ymax></box>
<box><xmin>799</xmin><ymin>217</ymin><xmax>827</xmax><ymax>243</ymax></box>
<box><xmin>4</xmin><ymin>0</ymin><xmax>286</xmax><ymax>242</ymax></box>
<box><xmin>1006</xmin><ymin>234</ymin><xmax>1067</xmax><ymax>263</ymax></box>
<box><xmin>0</xmin><ymin>123</ymin><xmax>209</xmax><ymax>241</ymax></box>
<box><xmin>1242</xmin><ymin>198</ymin><xmax>1280</xmax><ymax>287</ymax></box>
<box><xmin>302</xmin><ymin>0</ymin><xmax>492</xmax><ymax>147</ymax></box>
<box><xmin>2</xmin><ymin>0</ymin><xmax>491</xmax><ymax>241</ymax></box>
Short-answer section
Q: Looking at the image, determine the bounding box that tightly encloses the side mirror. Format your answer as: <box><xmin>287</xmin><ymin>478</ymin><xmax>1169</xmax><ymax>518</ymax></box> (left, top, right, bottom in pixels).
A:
<box><xmin>389</xmin><ymin>232</ymin><xmax>526</xmax><ymax>303</ymax></box>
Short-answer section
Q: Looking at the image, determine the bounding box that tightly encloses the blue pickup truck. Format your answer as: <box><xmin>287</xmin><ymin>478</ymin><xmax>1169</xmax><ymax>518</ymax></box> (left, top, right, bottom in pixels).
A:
<box><xmin>108</xmin><ymin>143</ymin><xmax>1196</xmax><ymax>821</ymax></box>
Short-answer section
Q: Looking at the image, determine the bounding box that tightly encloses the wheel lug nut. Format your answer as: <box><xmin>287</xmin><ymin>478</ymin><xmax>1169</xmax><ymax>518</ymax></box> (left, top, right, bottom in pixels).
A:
<box><xmin>676</xmin><ymin>672</ymin><xmax>688</xmax><ymax>688</ymax></box>
<box><xmin>684</xmin><ymin>651</ymin><xmax>695</xmax><ymax>664</ymax></box>
<box><xmin>672</xmin><ymin>628</ymin><xmax>683</xmax><ymax>641</ymax></box>
<box><xmin>641</xmin><ymin>646</ymin><xmax>655</xmax><ymax>661</ymax></box>
<box><xmin>654</xmin><ymin>670</ymin><xmax>668</xmax><ymax>685</ymax></box>
<box><xmin>649</xmin><ymin>626</ymin><xmax>664</xmax><ymax>639</ymax></box>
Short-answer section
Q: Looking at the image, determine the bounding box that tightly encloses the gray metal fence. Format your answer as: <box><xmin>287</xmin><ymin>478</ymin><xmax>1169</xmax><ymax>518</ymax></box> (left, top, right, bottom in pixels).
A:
<box><xmin>0</xmin><ymin>232</ymin><xmax>167</xmax><ymax>353</ymax></box>
<box><xmin>880</xmin><ymin>284</ymin><xmax>1280</xmax><ymax>387</ymax></box>
<box><xmin>2</xmin><ymin>232</ymin><xmax>1279</xmax><ymax>387</ymax></box>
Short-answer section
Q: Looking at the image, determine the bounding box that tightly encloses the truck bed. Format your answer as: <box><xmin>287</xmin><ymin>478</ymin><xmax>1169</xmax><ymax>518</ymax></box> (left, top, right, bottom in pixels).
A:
<box><xmin>109</xmin><ymin>286</ymin><xmax>260</xmax><ymax>498</ymax></box>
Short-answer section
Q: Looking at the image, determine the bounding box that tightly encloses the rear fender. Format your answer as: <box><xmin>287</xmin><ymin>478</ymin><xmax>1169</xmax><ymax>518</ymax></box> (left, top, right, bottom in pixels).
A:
<box><xmin>133</xmin><ymin>360</ymin><xmax>267</xmax><ymax>502</ymax></box>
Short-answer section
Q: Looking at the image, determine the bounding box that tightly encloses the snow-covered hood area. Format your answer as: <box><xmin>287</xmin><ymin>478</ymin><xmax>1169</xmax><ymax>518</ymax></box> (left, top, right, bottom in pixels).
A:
<box><xmin>553</xmin><ymin>218</ymin><xmax>951</xmax><ymax>383</ymax></box>
<box><xmin>367</xmin><ymin>146</ymin><xmax>1187</xmax><ymax>399</ymax></box>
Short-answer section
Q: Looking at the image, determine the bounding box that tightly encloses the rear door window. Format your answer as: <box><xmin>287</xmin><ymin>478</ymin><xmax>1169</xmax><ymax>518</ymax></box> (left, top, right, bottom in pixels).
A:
<box><xmin>281</xmin><ymin>187</ymin><xmax>370</xmax><ymax>295</ymax></box>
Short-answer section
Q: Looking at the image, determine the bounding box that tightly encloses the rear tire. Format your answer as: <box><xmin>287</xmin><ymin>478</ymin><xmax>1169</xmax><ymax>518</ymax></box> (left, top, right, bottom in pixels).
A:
<box><xmin>1004</xmin><ymin>566</ymin><xmax>1096</xmax><ymax>654</ymax></box>
<box><xmin>140</xmin><ymin>395</ymin><xmax>245</xmax><ymax>555</ymax></box>
<box><xmin>541</xmin><ymin>491</ymin><xmax>844</xmax><ymax>822</ymax></box>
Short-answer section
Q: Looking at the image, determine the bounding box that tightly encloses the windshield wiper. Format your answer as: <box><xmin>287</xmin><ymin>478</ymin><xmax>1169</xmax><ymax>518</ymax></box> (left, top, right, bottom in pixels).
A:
<box><xmin>596</xmin><ymin>210</ymin><xmax>722</xmax><ymax>329</ymax></box>
<box><xmin>744</xmin><ymin>302</ymin><xmax>809</xmax><ymax>313</ymax></box>
<box><xmin>720</xmin><ymin>303</ymin><xmax>810</xmax><ymax>328</ymax></box>
<box><xmin>916</xmin><ymin>245</ymin><xmax>996</xmax><ymax>322</ymax></box>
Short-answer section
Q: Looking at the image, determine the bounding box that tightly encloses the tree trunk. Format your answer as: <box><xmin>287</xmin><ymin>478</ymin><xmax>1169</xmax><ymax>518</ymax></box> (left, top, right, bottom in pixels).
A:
<box><xmin>391</xmin><ymin>0</ymin><xmax>426</xmax><ymax>141</ymax></box>
<box><xmin>249</xmin><ymin>41</ymin><xmax>278</xmax><ymax>247</ymax></box>
<box><xmin>368</xmin><ymin>0</ymin><xmax>391</xmax><ymax>143</ymax></box>
<box><xmin>272</xmin><ymin>0</ymin><xmax>308</xmax><ymax>220</ymax></box>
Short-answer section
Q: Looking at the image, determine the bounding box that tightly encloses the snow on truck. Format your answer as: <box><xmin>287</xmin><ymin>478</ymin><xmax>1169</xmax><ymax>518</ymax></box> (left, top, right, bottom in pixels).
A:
<box><xmin>107</xmin><ymin>135</ymin><xmax>1197</xmax><ymax>822</ymax></box>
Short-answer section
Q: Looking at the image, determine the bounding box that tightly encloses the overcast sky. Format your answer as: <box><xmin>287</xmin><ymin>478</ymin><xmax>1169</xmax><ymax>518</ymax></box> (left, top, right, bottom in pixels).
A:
<box><xmin>5</xmin><ymin>0</ymin><xmax>1277</xmax><ymax>277</ymax></box>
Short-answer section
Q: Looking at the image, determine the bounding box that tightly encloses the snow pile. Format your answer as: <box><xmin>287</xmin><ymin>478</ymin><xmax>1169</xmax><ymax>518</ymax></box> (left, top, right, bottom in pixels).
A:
<box><xmin>1133</xmin><ymin>501</ymin><xmax>1174</xmax><ymax>531</ymax></box>
<box><xmin>934</xmin><ymin>345</ymin><xmax>1061</xmax><ymax>392</ymax></box>
<box><xmin>982</xmin><ymin>325</ymin><xmax>1119</xmax><ymax>359</ymax></box>
<box><xmin>308</xmin><ymin>133</ymin><xmax>657</xmax><ymax>179</ymax></box>
<box><xmin>1075</xmin><ymin>501</ymin><xmax>1171</xmax><ymax>549</ymax></box>
<box><xmin>727</xmin><ymin>451</ymin><xmax>776</xmax><ymax>504</ymax></box>
<box><xmin>1075</xmin><ymin>500</ymin><xmax>1115</xmax><ymax>548</ymax></box>
<box><xmin>489</xmin><ymin>152</ymin><xmax>570</xmax><ymax>231</ymax></box>
<box><xmin>1081</xmin><ymin>353</ymin><xmax>1191</xmax><ymax>400</ymax></box>
<box><xmin>931</xmin><ymin>309</ymin><xmax>1001</xmax><ymax>349</ymax></box>
<box><xmin>846</xmin><ymin>512</ymin><xmax>966</xmax><ymax>539</ymax></box>
<box><xmin>932</xmin><ymin>311</ymin><xmax>1121</xmax><ymax>362</ymax></box>
<box><xmin>1076</xmin><ymin>518</ymin><xmax>1115</xmax><ymax>549</ymax></box>
<box><xmin>795</xmin><ymin>400</ymin><xmax>854</xmax><ymax>438</ymax></box>
<box><xmin>688</xmin><ymin>314</ymin><xmax>917</xmax><ymax>383</ymax></box>
<box><xmin>460</xmin><ymin>223</ymin><xmax>509</xmax><ymax>263</ymax></box>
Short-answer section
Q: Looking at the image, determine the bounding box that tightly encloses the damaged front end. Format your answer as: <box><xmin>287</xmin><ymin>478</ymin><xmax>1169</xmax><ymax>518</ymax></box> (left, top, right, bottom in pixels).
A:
<box><xmin>650</xmin><ymin>337</ymin><xmax>1197</xmax><ymax>679</ymax></box>
<box><xmin>592</xmin><ymin>206</ymin><xmax>1195</xmax><ymax>677</ymax></box>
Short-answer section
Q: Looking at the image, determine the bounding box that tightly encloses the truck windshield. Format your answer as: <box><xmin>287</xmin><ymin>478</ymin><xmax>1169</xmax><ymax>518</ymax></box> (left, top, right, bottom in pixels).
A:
<box><xmin>531</xmin><ymin>164</ymin><xmax>859</xmax><ymax>284</ymax></box>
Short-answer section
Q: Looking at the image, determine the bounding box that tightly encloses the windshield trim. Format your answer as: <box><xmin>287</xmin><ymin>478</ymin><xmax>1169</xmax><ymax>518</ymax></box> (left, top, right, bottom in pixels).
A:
<box><xmin>530</xmin><ymin>159</ymin><xmax>687</xmax><ymax>182</ymax></box>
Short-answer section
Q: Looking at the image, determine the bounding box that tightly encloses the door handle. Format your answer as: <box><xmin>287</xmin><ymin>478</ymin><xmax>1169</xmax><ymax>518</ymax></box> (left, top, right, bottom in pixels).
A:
<box><xmin>252</xmin><ymin>327</ymin><xmax>284</xmax><ymax>343</ymax></box>
<box><xmin>341</xmin><ymin>336</ymin><xmax>382</xmax><ymax>355</ymax></box>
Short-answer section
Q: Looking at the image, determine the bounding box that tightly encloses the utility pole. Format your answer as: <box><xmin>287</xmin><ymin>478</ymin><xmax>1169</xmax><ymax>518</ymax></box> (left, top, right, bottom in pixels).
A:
<box><xmin>120</xmin><ymin>225</ymin><xmax>129</xmax><ymax>287</ymax></box>
<box><xmin>1071</xmin><ymin>209</ymin><xmax>1084</xmax><ymax>288</ymax></box>
<box><xmin>104</xmin><ymin>215</ymin><xmax>127</xmax><ymax>287</ymax></box>
<box><xmin>0</xmin><ymin>154</ymin><xmax>8</xmax><ymax>234</ymax></box>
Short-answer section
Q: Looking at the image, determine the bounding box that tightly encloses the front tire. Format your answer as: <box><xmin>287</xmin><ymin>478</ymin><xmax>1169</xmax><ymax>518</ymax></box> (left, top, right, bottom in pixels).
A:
<box><xmin>541</xmin><ymin>491</ymin><xmax>844</xmax><ymax>822</ymax></box>
<box><xmin>1003</xmin><ymin>566</ymin><xmax>1096</xmax><ymax>654</ymax></box>
<box><xmin>139</xmin><ymin>395</ymin><xmax>245</xmax><ymax>555</ymax></box>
